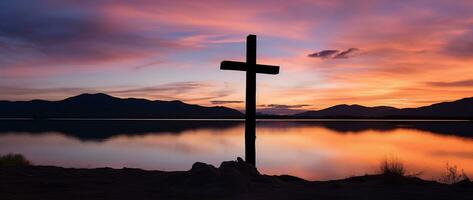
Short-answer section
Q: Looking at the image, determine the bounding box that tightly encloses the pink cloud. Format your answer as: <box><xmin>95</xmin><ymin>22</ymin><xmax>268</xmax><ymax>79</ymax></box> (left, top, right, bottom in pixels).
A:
<box><xmin>1</xmin><ymin>0</ymin><xmax>473</xmax><ymax>110</ymax></box>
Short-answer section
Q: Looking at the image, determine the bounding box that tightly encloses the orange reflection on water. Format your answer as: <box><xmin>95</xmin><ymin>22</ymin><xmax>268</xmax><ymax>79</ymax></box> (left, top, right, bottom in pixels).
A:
<box><xmin>257</xmin><ymin>124</ymin><xmax>473</xmax><ymax>180</ymax></box>
<box><xmin>0</xmin><ymin>121</ymin><xmax>472</xmax><ymax>181</ymax></box>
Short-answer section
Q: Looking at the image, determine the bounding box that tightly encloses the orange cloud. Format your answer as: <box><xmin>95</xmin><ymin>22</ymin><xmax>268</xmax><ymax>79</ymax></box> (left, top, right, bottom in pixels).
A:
<box><xmin>1</xmin><ymin>0</ymin><xmax>473</xmax><ymax>110</ymax></box>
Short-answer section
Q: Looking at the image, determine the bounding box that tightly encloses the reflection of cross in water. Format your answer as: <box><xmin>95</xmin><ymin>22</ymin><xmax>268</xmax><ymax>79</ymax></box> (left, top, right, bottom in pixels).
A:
<box><xmin>220</xmin><ymin>34</ymin><xmax>280</xmax><ymax>166</ymax></box>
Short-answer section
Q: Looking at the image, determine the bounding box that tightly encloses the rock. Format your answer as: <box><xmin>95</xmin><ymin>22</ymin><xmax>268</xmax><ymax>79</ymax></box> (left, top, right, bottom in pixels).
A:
<box><xmin>169</xmin><ymin>158</ymin><xmax>283</xmax><ymax>194</ymax></box>
<box><xmin>185</xmin><ymin>162</ymin><xmax>219</xmax><ymax>185</ymax></box>
<box><xmin>219</xmin><ymin>157</ymin><xmax>260</xmax><ymax>177</ymax></box>
<box><xmin>190</xmin><ymin>162</ymin><xmax>217</xmax><ymax>173</ymax></box>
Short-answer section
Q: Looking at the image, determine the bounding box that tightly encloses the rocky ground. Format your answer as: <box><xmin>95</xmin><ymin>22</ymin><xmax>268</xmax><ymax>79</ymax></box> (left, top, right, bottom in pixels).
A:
<box><xmin>1</xmin><ymin>158</ymin><xmax>472</xmax><ymax>200</ymax></box>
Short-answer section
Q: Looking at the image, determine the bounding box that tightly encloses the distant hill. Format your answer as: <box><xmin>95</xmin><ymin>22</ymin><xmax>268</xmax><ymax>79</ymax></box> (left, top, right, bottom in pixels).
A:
<box><xmin>294</xmin><ymin>105</ymin><xmax>397</xmax><ymax>118</ymax></box>
<box><xmin>294</xmin><ymin>97</ymin><xmax>473</xmax><ymax>118</ymax></box>
<box><xmin>1</xmin><ymin>94</ymin><xmax>472</xmax><ymax>119</ymax></box>
<box><xmin>0</xmin><ymin>93</ymin><xmax>243</xmax><ymax>119</ymax></box>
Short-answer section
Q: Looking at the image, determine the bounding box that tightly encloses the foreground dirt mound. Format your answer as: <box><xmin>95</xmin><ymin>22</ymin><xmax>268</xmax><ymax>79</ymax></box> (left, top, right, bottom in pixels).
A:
<box><xmin>154</xmin><ymin>157</ymin><xmax>292</xmax><ymax>198</ymax></box>
<box><xmin>1</xmin><ymin>158</ymin><xmax>472</xmax><ymax>200</ymax></box>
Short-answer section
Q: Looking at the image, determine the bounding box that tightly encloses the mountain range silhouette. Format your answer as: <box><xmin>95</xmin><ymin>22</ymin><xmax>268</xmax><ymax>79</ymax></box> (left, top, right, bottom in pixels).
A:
<box><xmin>296</xmin><ymin>97</ymin><xmax>473</xmax><ymax>118</ymax></box>
<box><xmin>0</xmin><ymin>93</ymin><xmax>243</xmax><ymax>119</ymax></box>
<box><xmin>0</xmin><ymin>93</ymin><xmax>471</xmax><ymax>119</ymax></box>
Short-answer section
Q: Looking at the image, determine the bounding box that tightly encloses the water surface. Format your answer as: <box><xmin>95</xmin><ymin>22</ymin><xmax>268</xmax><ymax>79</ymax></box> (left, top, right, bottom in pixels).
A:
<box><xmin>1</xmin><ymin>119</ymin><xmax>472</xmax><ymax>180</ymax></box>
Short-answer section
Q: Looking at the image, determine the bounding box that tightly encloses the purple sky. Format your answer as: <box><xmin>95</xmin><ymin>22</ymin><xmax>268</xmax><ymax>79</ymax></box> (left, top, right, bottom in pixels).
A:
<box><xmin>1</xmin><ymin>0</ymin><xmax>473</xmax><ymax>114</ymax></box>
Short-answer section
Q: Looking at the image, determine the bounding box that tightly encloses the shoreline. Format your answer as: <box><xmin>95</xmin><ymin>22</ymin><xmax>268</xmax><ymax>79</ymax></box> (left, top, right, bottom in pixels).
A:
<box><xmin>1</xmin><ymin>158</ymin><xmax>472</xmax><ymax>200</ymax></box>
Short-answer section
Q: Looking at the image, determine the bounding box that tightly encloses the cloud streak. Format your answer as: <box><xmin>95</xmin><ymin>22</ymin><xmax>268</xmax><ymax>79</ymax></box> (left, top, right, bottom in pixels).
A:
<box><xmin>257</xmin><ymin>104</ymin><xmax>311</xmax><ymax>115</ymax></box>
<box><xmin>443</xmin><ymin>30</ymin><xmax>473</xmax><ymax>58</ymax></box>
<box><xmin>210</xmin><ymin>100</ymin><xmax>244</xmax><ymax>104</ymax></box>
<box><xmin>308</xmin><ymin>48</ymin><xmax>360</xmax><ymax>59</ymax></box>
<box><xmin>427</xmin><ymin>79</ymin><xmax>473</xmax><ymax>87</ymax></box>
<box><xmin>259</xmin><ymin>104</ymin><xmax>311</xmax><ymax>109</ymax></box>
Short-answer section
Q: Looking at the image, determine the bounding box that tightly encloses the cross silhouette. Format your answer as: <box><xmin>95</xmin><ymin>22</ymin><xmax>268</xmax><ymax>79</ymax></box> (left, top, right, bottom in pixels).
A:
<box><xmin>220</xmin><ymin>34</ymin><xmax>280</xmax><ymax>166</ymax></box>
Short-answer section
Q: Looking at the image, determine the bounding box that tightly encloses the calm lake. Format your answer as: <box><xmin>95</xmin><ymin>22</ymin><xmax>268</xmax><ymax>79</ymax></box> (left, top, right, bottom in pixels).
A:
<box><xmin>1</xmin><ymin>119</ymin><xmax>472</xmax><ymax>181</ymax></box>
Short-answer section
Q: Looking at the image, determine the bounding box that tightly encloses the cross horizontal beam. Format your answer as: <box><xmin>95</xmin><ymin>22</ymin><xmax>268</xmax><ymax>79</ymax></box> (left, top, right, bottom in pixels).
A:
<box><xmin>220</xmin><ymin>61</ymin><xmax>280</xmax><ymax>75</ymax></box>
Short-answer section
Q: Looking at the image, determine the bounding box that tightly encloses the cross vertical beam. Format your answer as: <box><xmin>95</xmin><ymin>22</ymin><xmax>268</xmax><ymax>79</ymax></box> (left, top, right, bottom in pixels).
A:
<box><xmin>219</xmin><ymin>34</ymin><xmax>279</xmax><ymax>167</ymax></box>
<box><xmin>245</xmin><ymin>35</ymin><xmax>256</xmax><ymax>165</ymax></box>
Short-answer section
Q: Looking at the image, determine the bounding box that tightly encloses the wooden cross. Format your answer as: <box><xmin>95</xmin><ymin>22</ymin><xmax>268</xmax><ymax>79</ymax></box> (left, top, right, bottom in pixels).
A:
<box><xmin>220</xmin><ymin>34</ymin><xmax>280</xmax><ymax>166</ymax></box>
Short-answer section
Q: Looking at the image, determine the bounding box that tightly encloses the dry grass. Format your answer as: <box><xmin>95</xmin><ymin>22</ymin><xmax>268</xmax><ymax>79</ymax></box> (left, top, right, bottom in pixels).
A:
<box><xmin>379</xmin><ymin>156</ymin><xmax>405</xmax><ymax>176</ymax></box>
<box><xmin>439</xmin><ymin>162</ymin><xmax>469</xmax><ymax>184</ymax></box>
<box><xmin>0</xmin><ymin>153</ymin><xmax>32</xmax><ymax>167</ymax></box>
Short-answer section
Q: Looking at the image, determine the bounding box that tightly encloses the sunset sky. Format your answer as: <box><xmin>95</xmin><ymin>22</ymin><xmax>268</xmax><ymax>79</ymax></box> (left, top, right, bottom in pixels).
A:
<box><xmin>1</xmin><ymin>0</ymin><xmax>473</xmax><ymax>114</ymax></box>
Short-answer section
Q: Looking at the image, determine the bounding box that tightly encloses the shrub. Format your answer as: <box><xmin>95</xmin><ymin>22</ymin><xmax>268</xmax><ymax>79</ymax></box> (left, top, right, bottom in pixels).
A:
<box><xmin>0</xmin><ymin>153</ymin><xmax>32</xmax><ymax>167</ymax></box>
<box><xmin>439</xmin><ymin>162</ymin><xmax>469</xmax><ymax>184</ymax></box>
<box><xmin>379</xmin><ymin>156</ymin><xmax>405</xmax><ymax>176</ymax></box>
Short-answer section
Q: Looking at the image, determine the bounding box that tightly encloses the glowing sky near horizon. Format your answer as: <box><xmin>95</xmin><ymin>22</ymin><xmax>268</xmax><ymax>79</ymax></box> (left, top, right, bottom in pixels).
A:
<box><xmin>1</xmin><ymin>0</ymin><xmax>473</xmax><ymax>113</ymax></box>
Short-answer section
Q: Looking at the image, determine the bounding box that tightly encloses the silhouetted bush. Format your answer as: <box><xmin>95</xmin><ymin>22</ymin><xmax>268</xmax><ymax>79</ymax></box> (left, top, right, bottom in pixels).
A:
<box><xmin>379</xmin><ymin>156</ymin><xmax>405</xmax><ymax>176</ymax></box>
<box><xmin>439</xmin><ymin>162</ymin><xmax>469</xmax><ymax>184</ymax></box>
<box><xmin>0</xmin><ymin>153</ymin><xmax>32</xmax><ymax>167</ymax></box>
